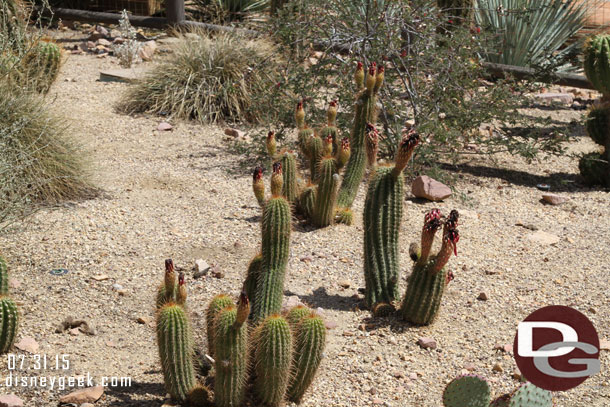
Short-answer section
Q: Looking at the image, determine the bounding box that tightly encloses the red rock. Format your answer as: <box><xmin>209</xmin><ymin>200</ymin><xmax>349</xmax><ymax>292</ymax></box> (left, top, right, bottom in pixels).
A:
<box><xmin>411</xmin><ymin>176</ymin><xmax>451</xmax><ymax>201</ymax></box>
<box><xmin>417</xmin><ymin>337</ymin><xmax>437</xmax><ymax>349</ymax></box>
<box><xmin>15</xmin><ymin>337</ymin><xmax>39</xmax><ymax>353</ymax></box>
<box><xmin>157</xmin><ymin>122</ymin><xmax>173</xmax><ymax>131</ymax></box>
<box><xmin>59</xmin><ymin>386</ymin><xmax>104</xmax><ymax>404</ymax></box>
<box><xmin>542</xmin><ymin>193</ymin><xmax>568</xmax><ymax>205</ymax></box>
<box><xmin>0</xmin><ymin>394</ymin><xmax>24</xmax><ymax>407</ymax></box>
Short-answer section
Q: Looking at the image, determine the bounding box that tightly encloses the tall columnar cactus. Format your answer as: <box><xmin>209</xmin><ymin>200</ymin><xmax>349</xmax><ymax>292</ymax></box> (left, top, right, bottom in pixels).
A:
<box><xmin>400</xmin><ymin>209</ymin><xmax>460</xmax><ymax>325</ymax></box>
<box><xmin>253</xmin><ymin>314</ymin><xmax>293</xmax><ymax>406</ymax></box>
<box><xmin>214</xmin><ymin>294</ymin><xmax>250</xmax><ymax>407</ymax></box>
<box><xmin>156</xmin><ymin>274</ymin><xmax>195</xmax><ymax>402</ymax></box>
<box><xmin>336</xmin><ymin>63</ymin><xmax>384</xmax><ymax>216</ymax></box>
<box><xmin>156</xmin><ymin>259</ymin><xmax>177</xmax><ymax>309</ymax></box>
<box><xmin>287</xmin><ymin>312</ymin><xmax>326</xmax><ymax>403</ymax></box>
<box><xmin>308</xmin><ymin>135</ymin><xmax>324</xmax><ymax>181</ymax></box>
<box><xmin>581</xmin><ymin>34</ymin><xmax>610</xmax><ymax>187</ymax></box>
<box><xmin>0</xmin><ymin>255</ymin><xmax>8</xmax><ymax>296</ymax></box>
<box><xmin>296</xmin><ymin>102</ymin><xmax>314</xmax><ymax>157</ymax></box>
<box><xmin>253</xmin><ymin>162</ymin><xmax>292</xmax><ymax>322</ymax></box>
<box><xmin>313</xmin><ymin>158</ymin><xmax>340</xmax><ymax>227</ymax></box>
<box><xmin>206</xmin><ymin>293</ymin><xmax>234</xmax><ymax>358</ymax></box>
<box><xmin>584</xmin><ymin>34</ymin><xmax>610</xmax><ymax>96</ymax></box>
<box><xmin>363</xmin><ymin>129</ymin><xmax>419</xmax><ymax>310</ymax></box>
<box><xmin>443</xmin><ymin>375</ymin><xmax>553</xmax><ymax>407</ymax></box>
<box><xmin>281</xmin><ymin>151</ymin><xmax>299</xmax><ymax>203</ymax></box>
<box><xmin>0</xmin><ymin>255</ymin><xmax>17</xmax><ymax>355</ymax></box>
<box><xmin>319</xmin><ymin>100</ymin><xmax>340</xmax><ymax>152</ymax></box>
<box><xmin>266</xmin><ymin>131</ymin><xmax>277</xmax><ymax>157</ymax></box>
<box><xmin>243</xmin><ymin>254</ymin><xmax>263</xmax><ymax>312</ymax></box>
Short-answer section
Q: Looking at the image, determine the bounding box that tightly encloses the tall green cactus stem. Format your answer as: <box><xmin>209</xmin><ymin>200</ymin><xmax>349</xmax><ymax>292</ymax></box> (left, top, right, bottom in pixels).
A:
<box><xmin>254</xmin><ymin>163</ymin><xmax>292</xmax><ymax>322</ymax></box>
<box><xmin>363</xmin><ymin>130</ymin><xmax>419</xmax><ymax>309</ymax></box>
<box><xmin>443</xmin><ymin>374</ymin><xmax>491</xmax><ymax>407</ymax></box>
<box><xmin>206</xmin><ymin>294</ymin><xmax>233</xmax><ymax>358</ymax></box>
<box><xmin>0</xmin><ymin>296</ymin><xmax>18</xmax><ymax>354</ymax></box>
<box><xmin>214</xmin><ymin>301</ymin><xmax>249</xmax><ymax>407</ymax></box>
<box><xmin>313</xmin><ymin>158</ymin><xmax>340</xmax><ymax>227</ymax></box>
<box><xmin>320</xmin><ymin>100</ymin><xmax>339</xmax><ymax>152</ymax></box>
<box><xmin>0</xmin><ymin>256</ymin><xmax>8</xmax><ymax>296</ymax></box>
<box><xmin>400</xmin><ymin>215</ymin><xmax>460</xmax><ymax>325</ymax></box>
<box><xmin>157</xmin><ymin>259</ymin><xmax>177</xmax><ymax>309</ymax></box>
<box><xmin>281</xmin><ymin>152</ymin><xmax>299</xmax><ymax>203</ymax></box>
<box><xmin>253</xmin><ymin>167</ymin><xmax>265</xmax><ymax>207</ymax></box>
<box><xmin>243</xmin><ymin>254</ymin><xmax>263</xmax><ymax>313</ymax></box>
<box><xmin>287</xmin><ymin>313</ymin><xmax>326</xmax><ymax>404</ymax></box>
<box><xmin>253</xmin><ymin>315</ymin><xmax>293</xmax><ymax>406</ymax></box>
<box><xmin>308</xmin><ymin>136</ymin><xmax>323</xmax><ymax>181</ymax></box>
<box><xmin>298</xmin><ymin>184</ymin><xmax>317</xmax><ymax>220</ymax></box>
<box><xmin>266</xmin><ymin>131</ymin><xmax>277</xmax><ymax>158</ymax></box>
<box><xmin>156</xmin><ymin>276</ymin><xmax>195</xmax><ymax>402</ymax></box>
<box><xmin>584</xmin><ymin>34</ymin><xmax>610</xmax><ymax>96</ymax></box>
<box><xmin>336</xmin><ymin>63</ymin><xmax>383</xmax><ymax>211</ymax></box>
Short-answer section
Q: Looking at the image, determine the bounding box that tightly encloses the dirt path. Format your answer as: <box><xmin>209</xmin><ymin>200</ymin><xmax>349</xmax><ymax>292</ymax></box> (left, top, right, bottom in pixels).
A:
<box><xmin>0</xmin><ymin>42</ymin><xmax>608</xmax><ymax>407</ymax></box>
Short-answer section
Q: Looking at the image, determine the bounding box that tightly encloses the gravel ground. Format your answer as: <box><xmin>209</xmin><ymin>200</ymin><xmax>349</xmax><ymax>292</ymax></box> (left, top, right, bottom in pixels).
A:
<box><xmin>0</xmin><ymin>32</ymin><xmax>608</xmax><ymax>407</ymax></box>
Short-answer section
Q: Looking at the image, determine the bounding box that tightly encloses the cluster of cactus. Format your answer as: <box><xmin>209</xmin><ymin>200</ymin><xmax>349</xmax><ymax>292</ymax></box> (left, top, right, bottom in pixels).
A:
<box><xmin>254</xmin><ymin>61</ymin><xmax>384</xmax><ymax>227</ymax></box>
<box><xmin>581</xmin><ymin>34</ymin><xmax>610</xmax><ymax>187</ymax></box>
<box><xmin>0</xmin><ymin>256</ymin><xmax>19</xmax><ymax>354</ymax></box>
<box><xmin>365</xmin><ymin>194</ymin><xmax>461</xmax><ymax>327</ymax></box>
<box><xmin>20</xmin><ymin>41</ymin><xmax>62</xmax><ymax>94</ymax></box>
<box><xmin>156</xmin><ymin>167</ymin><xmax>326</xmax><ymax>406</ymax></box>
<box><xmin>443</xmin><ymin>374</ymin><xmax>553</xmax><ymax>407</ymax></box>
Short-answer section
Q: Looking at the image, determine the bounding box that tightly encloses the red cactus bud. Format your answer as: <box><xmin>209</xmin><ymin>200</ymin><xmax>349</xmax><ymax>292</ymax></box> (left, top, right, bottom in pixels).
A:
<box><xmin>329</xmin><ymin>100</ymin><xmax>337</xmax><ymax>107</ymax></box>
<box><xmin>400</xmin><ymin>49</ymin><xmax>407</xmax><ymax>58</ymax></box>
<box><xmin>368</xmin><ymin>63</ymin><xmax>376</xmax><ymax>76</ymax></box>
<box><xmin>445</xmin><ymin>209</ymin><xmax>459</xmax><ymax>229</ymax></box>
<box><xmin>425</xmin><ymin>208</ymin><xmax>442</xmax><ymax>223</ymax></box>
<box><xmin>446</xmin><ymin>270</ymin><xmax>455</xmax><ymax>285</ymax></box>
<box><xmin>165</xmin><ymin>259</ymin><xmax>174</xmax><ymax>273</ymax></box>
<box><xmin>272</xmin><ymin>161</ymin><xmax>282</xmax><ymax>175</ymax></box>
<box><xmin>267</xmin><ymin>131</ymin><xmax>274</xmax><ymax>140</ymax></box>
<box><xmin>446</xmin><ymin>228</ymin><xmax>460</xmax><ymax>256</ymax></box>
<box><xmin>377</xmin><ymin>65</ymin><xmax>385</xmax><ymax>74</ymax></box>
<box><xmin>341</xmin><ymin>137</ymin><xmax>350</xmax><ymax>150</ymax></box>
<box><xmin>475</xmin><ymin>26</ymin><xmax>481</xmax><ymax>34</ymax></box>
<box><xmin>178</xmin><ymin>272</ymin><xmax>185</xmax><ymax>285</ymax></box>
<box><xmin>357</xmin><ymin>61</ymin><xmax>363</xmax><ymax>70</ymax></box>
<box><xmin>296</xmin><ymin>101</ymin><xmax>303</xmax><ymax>111</ymax></box>
<box><xmin>448</xmin><ymin>19</ymin><xmax>453</xmax><ymax>24</ymax></box>
<box><xmin>253</xmin><ymin>166</ymin><xmax>263</xmax><ymax>182</ymax></box>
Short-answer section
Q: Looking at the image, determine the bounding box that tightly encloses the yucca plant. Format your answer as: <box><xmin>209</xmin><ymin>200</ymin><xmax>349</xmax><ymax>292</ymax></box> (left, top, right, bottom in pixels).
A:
<box><xmin>475</xmin><ymin>0</ymin><xmax>594</xmax><ymax>71</ymax></box>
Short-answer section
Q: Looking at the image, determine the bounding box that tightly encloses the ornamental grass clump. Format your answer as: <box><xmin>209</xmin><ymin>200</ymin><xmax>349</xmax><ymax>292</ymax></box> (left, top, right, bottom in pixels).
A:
<box><xmin>118</xmin><ymin>32</ymin><xmax>281</xmax><ymax>124</ymax></box>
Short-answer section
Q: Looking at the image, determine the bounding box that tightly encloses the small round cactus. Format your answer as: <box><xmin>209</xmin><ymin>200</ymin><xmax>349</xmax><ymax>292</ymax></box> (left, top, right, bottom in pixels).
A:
<box><xmin>443</xmin><ymin>374</ymin><xmax>491</xmax><ymax>407</ymax></box>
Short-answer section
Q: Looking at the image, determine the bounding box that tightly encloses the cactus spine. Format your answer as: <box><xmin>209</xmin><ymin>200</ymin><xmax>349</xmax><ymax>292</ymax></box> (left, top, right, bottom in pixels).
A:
<box><xmin>336</xmin><ymin>63</ymin><xmax>383</xmax><ymax>212</ymax></box>
<box><xmin>363</xmin><ymin>130</ymin><xmax>419</xmax><ymax>309</ymax></box>
<box><xmin>253</xmin><ymin>162</ymin><xmax>292</xmax><ymax>322</ymax></box>
<box><xmin>156</xmin><ymin>273</ymin><xmax>195</xmax><ymax>401</ymax></box>
<box><xmin>400</xmin><ymin>210</ymin><xmax>460</xmax><ymax>325</ymax></box>
<box><xmin>253</xmin><ymin>314</ymin><xmax>293</xmax><ymax>406</ymax></box>
<box><xmin>287</xmin><ymin>313</ymin><xmax>326</xmax><ymax>403</ymax></box>
<box><xmin>214</xmin><ymin>295</ymin><xmax>249</xmax><ymax>407</ymax></box>
<box><xmin>0</xmin><ymin>256</ymin><xmax>17</xmax><ymax>354</ymax></box>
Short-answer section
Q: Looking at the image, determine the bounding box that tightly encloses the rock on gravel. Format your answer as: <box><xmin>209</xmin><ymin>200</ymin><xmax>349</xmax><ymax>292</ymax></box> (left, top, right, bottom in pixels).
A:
<box><xmin>411</xmin><ymin>176</ymin><xmax>451</xmax><ymax>201</ymax></box>
<box><xmin>14</xmin><ymin>337</ymin><xmax>39</xmax><ymax>353</ymax></box>
<box><xmin>59</xmin><ymin>386</ymin><xmax>104</xmax><ymax>404</ymax></box>
<box><xmin>157</xmin><ymin>122</ymin><xmax>173</xmax><ymax>131</ymax></box>
<box><xmin>526</xmin><ymin>230</ymin><xmax>560</xmax><ymax>245</ymax></box>
<box><xmin>542</xmin><ymin>193</ymin><xmax>569</xmax><ymax>205</ymax></box>
<box><xmin>417</xmin><ymin>337</ymin><xmax>437</xmax><ymax>349</ymax></box>
<box><xmin>0</xmin><ymin>394</ymin><xmax>23</xmax><ymax>407</ymax></box>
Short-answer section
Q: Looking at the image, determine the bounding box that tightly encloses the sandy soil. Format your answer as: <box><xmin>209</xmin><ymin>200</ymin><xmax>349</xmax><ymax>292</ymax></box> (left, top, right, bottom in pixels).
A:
<box><xmin>0</xmin><ymin>32</ymin><xmax>608</xmax><ymax>407</ymax></box>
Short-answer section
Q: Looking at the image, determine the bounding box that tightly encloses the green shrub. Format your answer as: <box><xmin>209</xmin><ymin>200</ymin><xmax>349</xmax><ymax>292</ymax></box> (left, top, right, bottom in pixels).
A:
<box><xmin>0</xmin><ymin>82</ymin><xmax>96</xmax><ymax>231</ymax></box>
<box><xmin>237</xmin><ymin>0</ymin><xmax>569</xmax><ymax>176</ymax></box>
<box><xmin>475</xmin><ymin>0</ymin><xmax>593</xmax><ymax>71</ymax></box>
<box><xmin>118</xmin><ymin>32</ymin><xmax>281</xmax><ymax>124</ymax></box>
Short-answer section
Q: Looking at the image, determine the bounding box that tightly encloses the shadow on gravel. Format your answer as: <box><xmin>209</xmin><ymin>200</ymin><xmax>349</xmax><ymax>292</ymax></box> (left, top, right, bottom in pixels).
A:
<box><xmin>294</xmin><ymin>287</ymin><xmax>359</xmax><ymax>312</ymax></box>
<box><xmin>106</xmin><ymin>380</ymin><xmax>165</xmax><ymax>407</ymax></box>
<box><xmin>443</xmin><ymin>163</ymin><xmax>585</xmax><ymax>193</ymax></box>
